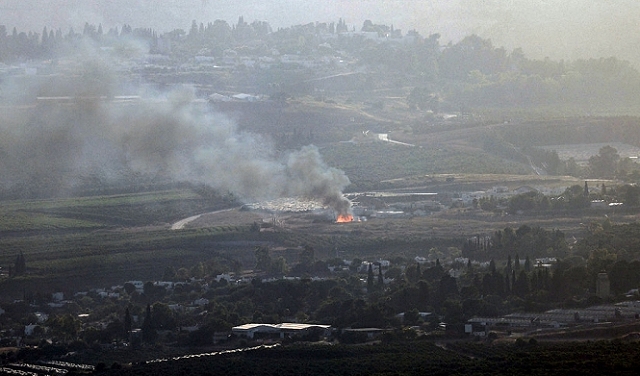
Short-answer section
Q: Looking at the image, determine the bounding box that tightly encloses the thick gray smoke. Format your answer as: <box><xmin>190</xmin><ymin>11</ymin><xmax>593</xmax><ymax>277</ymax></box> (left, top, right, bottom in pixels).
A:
<box><xmin>0</xmin><ymin>45</ymin><xmax>351</xmax><ymax>214</ymax></box>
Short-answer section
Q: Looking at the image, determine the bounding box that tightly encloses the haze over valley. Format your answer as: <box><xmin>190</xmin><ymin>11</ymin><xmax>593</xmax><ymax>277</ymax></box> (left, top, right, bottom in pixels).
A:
<box><xmin>2</xmin><ymin>0</ymin><xmax>640</xmax><ymax>67</ymax></box>
<box><xmin>2</xmin><ymin>3</ymin><xmax>640</xmax><ymax>375</ymax></box>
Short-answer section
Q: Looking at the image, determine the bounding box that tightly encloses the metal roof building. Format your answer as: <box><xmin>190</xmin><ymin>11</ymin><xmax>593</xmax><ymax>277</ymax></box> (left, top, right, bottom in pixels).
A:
<box><xmin>232</xmin><ymin>323</ymin><xmax>331</xmax><ymax>339</ymax></box>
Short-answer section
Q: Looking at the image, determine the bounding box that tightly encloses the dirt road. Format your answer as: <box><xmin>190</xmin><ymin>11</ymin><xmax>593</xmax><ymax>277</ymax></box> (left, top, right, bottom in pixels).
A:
<box><xmin>170</xmin><ymin>207</ymin><xmax>239</xmax><ymax>230</ymax></box>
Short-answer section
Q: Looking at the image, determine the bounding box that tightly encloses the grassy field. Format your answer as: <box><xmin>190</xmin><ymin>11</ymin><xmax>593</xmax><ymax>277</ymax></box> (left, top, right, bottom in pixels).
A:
<box><xmin>0</xmin><ymin>189</ymin><xmax>243</xmax><ymax>297</ymax></box>
<box><xmin>0</xmin><ymin>190</ymin><xmax>210</xmax><ymax>231</ymax></box>
<box><xmin>320</xmin><ymin>143</ymin><xmax>531</xmax><ymax>191</ymax></box>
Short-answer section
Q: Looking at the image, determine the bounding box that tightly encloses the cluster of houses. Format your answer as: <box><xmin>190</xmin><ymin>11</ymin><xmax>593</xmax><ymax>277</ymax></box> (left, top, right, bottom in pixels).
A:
<box><xmin>346</xmin><ymin>181</ymin><xmax>629</xmax><ymax>220</ymax></box>
<box><xmin>0</xmin><ymin>261</ymin><xmax>396</xmax><ymax>344</ymax></box>
<box><xmin>3</xmin><ymin>256</ymin><xmax>640</xmax><ymax>347</ymax></box>
<box><xmin>347</xmin><ymin>186</ymin><xmax>540</xmax><ymax>219</ymax></box>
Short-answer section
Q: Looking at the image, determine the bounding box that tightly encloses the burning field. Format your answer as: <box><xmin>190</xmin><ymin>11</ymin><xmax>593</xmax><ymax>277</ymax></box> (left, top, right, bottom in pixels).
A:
<box><xmin>336</xmin><ymin>213</ymin><xmax>354</xmax><ymax>223</ymax></box>
<box><xmin>242</xmin><ymin>196</ymin><xmax>355</xmax><ymax>223</ymax></box>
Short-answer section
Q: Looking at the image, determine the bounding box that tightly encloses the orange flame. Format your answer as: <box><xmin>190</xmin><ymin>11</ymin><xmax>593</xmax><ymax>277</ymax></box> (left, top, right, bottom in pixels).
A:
<box><xmin>336</xmin><ymin>214</ymin><xmax>354</xmax><ymax>223</ymax></box>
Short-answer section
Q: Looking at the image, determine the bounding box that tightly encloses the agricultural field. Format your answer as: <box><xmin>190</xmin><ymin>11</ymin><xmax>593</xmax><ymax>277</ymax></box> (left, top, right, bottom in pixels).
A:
<box><xmin>2</xmin><ymin>102</ymin><xmax>640</xmax><ymax>301</ymax></box>
<box><xmin>0</xmin><ymin>189</ymin><xmax>240</xmax><ymax>297</ymax></box>
<box><xmin>0</xmin><ymin>180</ymin><xmax>631</xmax><ymax>302</ymax></box>
<box><xmin>540</xmin><ymin>142</ymin><xmax>640</xmax><ymax>163</ymax></box>
<box><xmin>93</xmin><ymin>340</ymin><xmax>640</xmax><ymax>376</ymax></box>
<box><xmin>320</xmin><ymin>143</ymin><xmax>531</xmax><ymax>192</ymax></box>
<box><xmin>0</xmin><ymin>190</ymin><xmax>214</xmax><ymax>231</ymax></box>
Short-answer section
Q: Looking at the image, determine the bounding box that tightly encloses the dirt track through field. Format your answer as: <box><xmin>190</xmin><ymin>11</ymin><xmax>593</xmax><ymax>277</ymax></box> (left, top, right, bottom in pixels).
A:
<box><xmin>170</xmin><ymin>208</ymin><xmax>238</xmax><ymax>230</ymax></box>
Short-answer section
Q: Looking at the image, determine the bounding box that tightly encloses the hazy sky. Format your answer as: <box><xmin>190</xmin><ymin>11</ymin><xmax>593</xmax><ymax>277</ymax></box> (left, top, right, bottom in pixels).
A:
<box><xmin>2</xmin><ymin>0</ymin><xmax>640</xmax><ymax>66</ymax></box>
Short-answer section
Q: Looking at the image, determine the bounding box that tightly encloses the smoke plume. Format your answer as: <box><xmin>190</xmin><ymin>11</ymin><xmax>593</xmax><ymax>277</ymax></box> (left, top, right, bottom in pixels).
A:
<box><xmin>0</xmin><ymin>43</ymin><xmax>352</xmax><ymax>214</ymax></box>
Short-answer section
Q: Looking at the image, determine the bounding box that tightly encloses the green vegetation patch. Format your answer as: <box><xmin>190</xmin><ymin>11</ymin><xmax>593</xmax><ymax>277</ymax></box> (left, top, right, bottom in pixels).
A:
<box><xmin>321</xmin><ymin>142</ymin><xmax>530</xmax><ymax>190</ymax></box>
<box><xmin>0</xmin><ymin>189</ymin><xmax>221</xmax><ymax>230</ymax></box>
<box><xmin>0</xmin><ymin>210</ymin><xmax>101</xmax><ymax>231</ymax></box>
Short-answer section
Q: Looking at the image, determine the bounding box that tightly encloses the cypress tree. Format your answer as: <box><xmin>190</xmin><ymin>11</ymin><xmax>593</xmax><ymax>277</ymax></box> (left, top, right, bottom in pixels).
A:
<box><xmin>504</xmin><ymin>272</ymin><xmax>511</xmax><ymax>294</ymax></box>
<box><xmin>142</xmin><ymin>304</ymin><xmax>157</xmax><ymax>343</ymax></box>
<box><xmin>14</xmin><ymin>252</ymin><xmax>26</xmax><ymax>276</ymax></box>
<box><xmin>515</xmin><ymin>270</ymin><xmax>530</xmax><ymax>297</ymax></box>
<box><xmin>584</xmin><ymin>181</ymin><xmax>589</xmax><ymax>197</ymax></box>
<box><xmin>367</xmin><ymin>263</ymin><xmax>374</xmax><ymax>292</ymax></box>
<box><xmin>124</xmin><ymin>307</ymin><xmax>132</xmax><ymax>339</ymax></box>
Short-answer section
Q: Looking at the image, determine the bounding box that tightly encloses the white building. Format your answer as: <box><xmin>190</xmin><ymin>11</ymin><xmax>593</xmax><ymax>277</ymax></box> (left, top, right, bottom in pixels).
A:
<box><xmin>232</xmin><ymin>323</ymin><xmax>331</xmax><ymax>339</ymax></box>
<box><xmin>52</xmin><ymin>292</ymin><xmax>64</xmax><ymax>302</ymax></box>
<box><xmin>126</xmin><ymin>281</ymin><xmax>144</xmax><ymax>292</ymax></box>
<box><xmin>215</xmin><ymin>273</ymin><xmax>234</xmax><ymax>283</ymax></box>
<box><xmin>25</xmin><ymin>324</ymin><xmax>40</xmax><ymax>336</ymax></box>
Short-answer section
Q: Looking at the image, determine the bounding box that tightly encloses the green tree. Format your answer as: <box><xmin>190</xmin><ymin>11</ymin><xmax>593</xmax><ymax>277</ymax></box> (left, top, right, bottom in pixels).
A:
<box><xmin>564</xmin><ymin>157</ymin><xmax>582</xmax><ymax>177</ymax></box>
<box><xmin>299</xmin><ymin>244</ymin><xmax>315</xmax><ymax>270</ymax></box>
<box><xmin>191</xmin><ymin>262</ymin><xmax>205</xmax><ymax>279</ymax></box>
<box><xmin>123</xmin><ymin>282</ymin><xmax>136</xmax><ymax>295</ymax></box>
<box><xmin>14</xmin><ymin>252</ymin><xmax>26</xmax><ymax>276</ymax></box>
<box><xmin>489</xmin><ymin>259</ymin><xmax>496</xmax><ymax>274</ymax></box>
<box><xmin>438</xmin><ymin>275</ymin><xmax>458</xmax><ymax>303</ymax></box>
<box><xmin>586</xmin><ymin>248</ymin><xmax>617</xmax><ymax>280</ymax></box>
<box><xmin>162</xmin><ymin>266</ymin><xmax>176</xmax><ymax>281</ymax></box>
<box><xmin>254</xmin><ymin>246</ymin><xmax>272</xmax><ymax>272</ymax></box>
<box><xmin>48</xmin><ymin>314</ymin><xmax>81</xmax><ymax>341</ymax></box>
<box><xmin>124</xmin><ymin>307</ymin><xmax>132</xmax><ymax>339</ymax></box>
<box><xmin>555</xmin><ymin>185</ymin><xmax>590</xmax><ymax>210</ymax></box>
<box><xmin>514</xmin><ymin>270</ymin><xmax>530</xmax><ymax>297</ymax></box>
<box><xmin>403</xmin><ymin>308</ymin><xmax>421</xmax><ymax>326</ymax></box>
<box><xmin>619</xmin><ymin>184</ymin><xmax>640</xmax><ymax>206</ymax></box>
<box><xmin>151</xmin><ymin>302</ymin><xmax>176</xmax><ymax>330</ymax></box>
<box><xmin>405</xmin><ymin>263</ymin><xmax>420</xmax><ymax>283</ymax></box>
<box><xmin>589</xmin><ymin>145</ymin><xmax>620</xmax><ymax>178</ymax></box>
<box><xmin>141</xmin><ymin>304</ymin><xmax>157</xmax><ymax>343</ymax></box>
<box><xmin>609</xmin><ymin>260</ymin><xmax>640</xmax><ymax>294</ymax></box>
<box><xmin>188</xmin><ymin>20</ymin><xmax>199</xmax><ymax>39</ymax></box>
<box><xmin>407</xmin><ymin>87</ymin><xmax>438</xmax><ymax>111</ymax></box>
<box><xmin>270</xmin><ymin>256</ymin><xmax>289</xmax><ymax>275</ymax></box>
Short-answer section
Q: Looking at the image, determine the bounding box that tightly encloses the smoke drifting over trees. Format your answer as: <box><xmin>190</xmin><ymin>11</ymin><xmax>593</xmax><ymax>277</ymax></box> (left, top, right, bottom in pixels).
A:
<box><xmin>0</xmin><ymin>45</ymin><xmax>351</xmax><ymax>214</ymax></box>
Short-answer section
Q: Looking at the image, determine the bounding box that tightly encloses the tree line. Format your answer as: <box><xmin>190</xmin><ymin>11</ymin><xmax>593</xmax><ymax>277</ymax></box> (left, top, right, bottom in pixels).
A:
<box><xmin>2</xmin><ymin>18</ymin><xmax>640</xmax><ymax>112</ymax></box>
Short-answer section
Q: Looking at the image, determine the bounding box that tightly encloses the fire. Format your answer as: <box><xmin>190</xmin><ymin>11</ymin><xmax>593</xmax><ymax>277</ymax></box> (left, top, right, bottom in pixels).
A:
<box><xmin>336</xmin><ymin>214</ymin><xmax>354</xmax><ymax>223</ymax></box>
